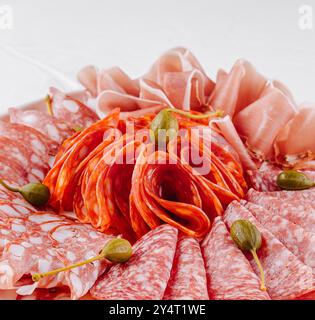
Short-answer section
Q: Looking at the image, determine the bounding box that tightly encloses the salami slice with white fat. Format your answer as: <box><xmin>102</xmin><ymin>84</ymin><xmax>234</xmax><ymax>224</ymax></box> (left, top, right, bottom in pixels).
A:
<box><xmin>0</xmin><ymin>121</ymin><xmax>57</xmax><ymax>158</ymax></box>
<box><xmin>224</xmin><ymin>201</ymin><xmax>313</xmax><ymax>299</ymax></box>
<box><xmin>201</xmin><ymin>217</ymin><xmax>270</xmax><ymax>300</ymax></box>
<box><xmin>91</xmin><ymin>224</ymin><xmax>178</xmax><ymax>300</ymax></box>
<box><xmin>163</xmin><ymin>234</ymin><xmax>208</xmax><ymax>300</ymax></box>
<box><xmin>248</xmin><ymin>189</ymin><xmax>315</xmax><ymax>205</ymax></box>
<box><xmin>0</xmin><ymin>136</ymin><xmax>50</xmax><ymax>182</ymax></box>
<box><xmin>243</xmin><ymin>201</ymin><xmax>315</xmax><ymax>280</ymax></box>
<box><xmin>9</xmin><ymin>108</ymin><xmax>75</xmax><ymax>145</ymax></box>
<box><xmin>246</xmin><ymin>189</ymin><xmax>315</xmax><ymax>233</ymax></box>
<box><xmin>0</xmin><ymin>211</ymin><xmax>115</xmax><ymax>300</ymax></box>
<box><xmin>49</xmin><ymin>87</ymin><xmax>99</xmax><ymax>128</ymax></box>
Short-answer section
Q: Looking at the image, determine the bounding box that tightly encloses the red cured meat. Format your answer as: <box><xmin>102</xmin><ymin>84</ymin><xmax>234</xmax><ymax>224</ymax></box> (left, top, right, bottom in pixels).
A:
<box><xmin>9</xmin><ymin>108</ymin><xmax>75</xmax><ymax>145</ymax></box>
<box><xmin>224</xmin><ymin>201</ymin><xmax>313</xmax><ymax>300</ymax></box>
<box><xmin>201</xmin><ymin>217</ymin><xmax>270</xmax><ymax>300</ymax></box>
<box><xmin>43</xmin><ymin>110</ymin><xmax>120</xmax><ymax>211</ymax></box>
<box><xmin>0</xmin><ymin>211</ymin><xmax>115</xmax><ymax>300</ymax></box>
<box><xmin>49</xmin><ymin>87</ymin><xmax>99</xmax><ymax>128</ymax></box>
<box><xmin>163</xmin><ymin>234</ymin><xmax>208</xmax><ymax>300</ymax></box>
<box><xmin>0</xmin><ymin>155</ymin><xmax>29</xmax><ymax>187</ymax></box>
<box><xmin>246</xmin><ymin>189</ymin><xmax>315</xmax><ymax>233</ymax></box>
<box><xmin>0</xmin><ymin>121</ymin><xmax>56</xmax><ymax>158</ymax></box>
<box><xmin>91</xmin><ymin>224</ymin><xmax>178</xmax><ymax>300</ymax></box>
<box><xmin>0</xmin><ymin>200</ymin><xmax>35</xmax><ymax>221</ymax></box>
<box><xmin>256</xmin><ymin>189</ymin><xmax>315</xmax><ymax>203</ymax></box>
<box><xmin>243</xmin><ymin>201</ymin><xmax>315</xmax><ymax>282</ymax></box>
<box><xmin>0</xmin><ymin>136</ymin><xmax>50</xmax><ymax>182</ymax></box>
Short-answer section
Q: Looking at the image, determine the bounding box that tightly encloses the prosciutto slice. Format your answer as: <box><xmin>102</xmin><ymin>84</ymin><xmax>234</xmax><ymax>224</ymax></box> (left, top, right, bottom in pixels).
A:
<box><xmin>274</xmin><ymin>103</ymin><xmax>315</xmax><ymax>166</ymax></box>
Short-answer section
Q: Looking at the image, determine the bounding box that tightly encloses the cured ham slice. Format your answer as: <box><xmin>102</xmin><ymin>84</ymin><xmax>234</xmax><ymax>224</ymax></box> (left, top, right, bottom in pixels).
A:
<box><xmin>234</xmin><ymin>87</ymin><xmax>297</xmax><ymax>159</ymax></box>
<box><xmin>274</xmin><ymin>103</ymin><xmax>315</xmax><ymax>166</ymax></box>
<box><xmin>9</xmin><ymin>108</ymin><xmax>75</xmax><ymax>144</ymax></box>
<box><xmin>0</xmin><ymin>211</ymin><xmax>114</xmax><ymax>300</ymax></box>
<box><xmin>201</xmin><ymin>217</ymin><xmax>270</xmax><ymax>300</ymax></box>
<box><xmin>163</xmin><ymin>234</ymin><xmax>208</xmax><ymax>300</ymax></box>
<box><xmin>208</xmin><ymin>60</ymin><xmax>266</xmax><ymax>117</ymax></box>
<box><xmin>224</xmin><ymin>201</ymin><xmax>313</xmax><ymax>299</ymax></box>
<box><xmin>49</xmin><ymin>87</ymin><xmax>99</xmax><ymax>129</ymax></box>
<box><xmin>97</xmin><ymin>90</ymin><xmax>164</xmax><ymax>119</ymax></box>
<box><xmin>211</xmin><ymin>116</ymin><xmax>257</xmax><ymax>170</ymax></box>
<box><xmin>91</xmin><ymin>224</ymin><xmax>178</xmax><ymax>300</ymax></box>
<box><xmin>246</xmin><ymin>189</ymin><xmax>315</xmax><ymax>233</ymax></box>
<box><xmin>243</xmin><ymin>201</ymin><xmax>315</xmax><ymax>282</ymax></box>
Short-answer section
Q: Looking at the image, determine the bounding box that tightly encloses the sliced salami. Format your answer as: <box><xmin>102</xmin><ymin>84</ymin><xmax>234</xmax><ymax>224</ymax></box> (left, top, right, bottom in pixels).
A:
<box><xmin>163</xmin><ymin>234</ymin><xmax>209</xmax><ymax>300</ymax></box>
<box><xmin>224</xmin><ymin>201</ymin><xmax>313</xmax><ymax>299</ymax></box>
<box><xmin>91</xmin><ymin>224</ymin><xmax>178</xmax><ymax>300</ymax></box>
<box><xmin>0</xmin><ymin>155</ymin><xmax>29</xmax><ymax>186</ymax></box>
<box><xmin>50</xmin><ymin>87</ymin><xmax>99</xmax><ymax>128</ymax></box>
<box><xmin>0</xmin><ymin>121</ymin><xmax>57</xmax><ymax>158</ymax></box>
<box><xmin>9</xmin><ymin>108</ymin><xmax>75</xmax><ymax>145</ymax></box>
<box><xmin>243</xmin><ymin>201</ymin><xmax>315</xmax><ymax>280</ymax></box>
<box><xmin>0</xmin><ymin>211</ymin><xmax>115</xmax><ymax>300</ymax></box>
<box><xmin>0</xmin><ymin>136</ymin><xmax>50</xmax><ymax>182</ymax></box>
<box><xmin>246</xmin><ymin>189</ymin><xmax>315</xmax><ymax>233</ymax></box>
<box><xmin>201</xmin><ymin>217</ymin><xmax>270</xmax><ymax>300</ymax></box>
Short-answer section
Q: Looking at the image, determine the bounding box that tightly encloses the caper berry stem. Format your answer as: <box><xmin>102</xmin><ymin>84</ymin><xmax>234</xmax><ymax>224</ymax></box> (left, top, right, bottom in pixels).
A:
<box><xmin>32</xmin><ymin>254</ymin><xmax>104</xmax><ymax>282</ymax></box>
<box><xmin>45</xmin><ymin>94</ymin><xmax>54</xmax><ymax>116</ymax></box>
<box><xmin>32</xmin><ymin>239</ymin><xmax>132</xmax><ymax>282</ymax></box>
<box><xmin>164</xmin><ymin>108</ymin><xmax>224</xmax><ymax>119</ymax></box>
<box><xmin>251</xmin><ymin>249</ymin><xmax>266</xmax><ymax>291</ymax></box>
<box><xmin>0</xmin><ymin>179</ymin><xmax>20</xmax><ymax>193</ymax></box>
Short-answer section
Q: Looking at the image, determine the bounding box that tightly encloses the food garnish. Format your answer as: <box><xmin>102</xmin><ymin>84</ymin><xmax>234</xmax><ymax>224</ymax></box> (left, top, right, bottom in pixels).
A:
<box><xmin>32</xmin><ymin>238</ymin><xmax>132</xmax><ymax>282</ymax></box>
<box><xmin>277</xmin><ymin>170</ymin><xmax>315</xmax><ymax>190</ymax></box>
<box><xmin>0</xmin><ymin>179</ymin><xmax>50</xmax><ymax>206</ymax></box>
<box><xmin>230</xmin><ymin>219</ymin><xmax>266</xmax><ymax>291</ymax></box>
<box><xmin>45</xmin><ymin>95</ymin><xmax>54</xmax><ymax>116</ymax></box>
<box><xmin>150</xmin><ymin>108</ymin><xmax>224</xmax><ymax>144</ymax></box>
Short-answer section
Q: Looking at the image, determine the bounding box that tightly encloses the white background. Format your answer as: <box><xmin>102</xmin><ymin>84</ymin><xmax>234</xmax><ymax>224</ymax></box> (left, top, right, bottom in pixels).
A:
<box><xmin>0</xmin><ymin>0</ymin><xmax>314</xmax><ymax>112</ymax></box>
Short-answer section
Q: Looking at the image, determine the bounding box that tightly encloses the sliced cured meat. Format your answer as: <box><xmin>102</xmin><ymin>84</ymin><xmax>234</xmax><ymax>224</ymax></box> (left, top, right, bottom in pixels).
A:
<box><xmin>0</xmin><ymin>121</ymin><xmax>56</xmax><ymax>158</ymax></box>
<box><xmin>274</xmin><ymin>103</ymin><xmax>315</xmax><ymax>166</ymax></box>
<box><xmin>201</xmin><ymin>217</ymin><xmax>270</xmax><ymax>300</ymax></box>
<box><xmin>0</xmin><ymin>136</ymin><xmax>50</xmax><ymax>182</ymax></box>
<box><xmin>246</xmin><ymin>189</ymin><xmax>315</xmax><ymax>233</ymax></box>
<box><xmin>91</xmin><ymin>224</ymin><xmax>178</xmax><ymax>300</ymax></box>
<box><xmin>163</xmin><ymin>234</ymin><xmax>208</xmax><ymax>300</ymax></box>
<box><xmin>209</xmin><ymin>60</ymin><xmax>266</xmax><ymax>117</ymax></box>
<box><xmin>44</xmin><ymin>110</ymin><xmax>120</xmax><ymax>211</ymax></box>
<box><xmin>9</xmin><ymin>108</ymin><xmax>75</xmax><ymax>144</ymax></box>
<box><xmin>97</xmin><ymin>90</ymin><xmax>165</xmax><ymax>119</ymax></box>
<box><xmin>257</xmin><ymin>189</ymin><xmax>315</xmax><ymax>203</ymax></box>
<box><xmin>224</xmin><ymin>201</ymin><xmax>313</xmax><ymax>299</ymax></box>
<box><xmin>0</xmin><ymin>211</ymin><xmax>115</xmax><ymax>300</ymax></box>
<box><xmin>211</xmin><ymin>116</ymin><xmax>257</xmax><ymax>170</ymax></box>
<box><xmin>0</xmin><ymin>155</ymin><xmax>29</xmax><ymax>187</ymax></box>
<box><xmin>134</xmin><ymin>150</ymin><xmax>211</xmax><ymax>238</ymax></box>
<box><xmin>234</xmin><ymin>87</ymin><xmax>297</xmax><ymax>159</ymax></box>
<box><xmin>49</xmin><ymin>87</ymin><xmax>99</xmax><ymax>128</ymax></box>
<box><xmin>0</xmin><ymin>200</ymin><xmax>35</xmax><ymax>221</ymax></box>
<box><xmin>243</xmin><ymin>201</ymin><xmax>315</xmax><ymax>281</ymax></box>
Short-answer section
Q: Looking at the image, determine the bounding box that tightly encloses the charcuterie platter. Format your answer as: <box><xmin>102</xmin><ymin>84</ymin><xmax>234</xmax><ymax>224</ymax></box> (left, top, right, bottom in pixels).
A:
<box><xmin>0</xmin><ymin>48</ymin><xmax>314</xmax><ymax>300</ymax></box>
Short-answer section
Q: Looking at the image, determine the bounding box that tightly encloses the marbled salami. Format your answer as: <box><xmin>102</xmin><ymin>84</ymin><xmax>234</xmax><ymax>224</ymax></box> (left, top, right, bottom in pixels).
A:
<box><xmin>224</xmin><ymin>201</ymin><xmax>313</xmax><ymax>299</ymax></box>
<box><xmin>9</xmin><ymin>108</ymin><xmax>75</xmax><ymax>145</ymax></box>
<box><xmin>163</xmin><ymin>234</ymin><xmax>208</xmax><ymax>300</ymax></box>
<box><xmin>201</xmin><ymin>217</ymin><xmax>270</xmax><ymax>300</ymax></box>
<box><xmin>91</xmin><ymin>224</ymin><xmax>178</xmax><ymax>300</ymax></box>
<box><xmin>246</xmin><ymin>189</ymin><xmax>315</xmax><ymax>233</ymax></box>
<box><xmin>243</xmin><ymin>201</ymin><xmax>315</xmax><ymax>281</ymax></box>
